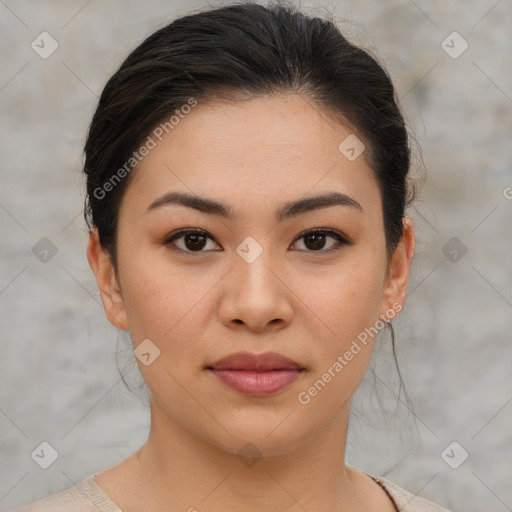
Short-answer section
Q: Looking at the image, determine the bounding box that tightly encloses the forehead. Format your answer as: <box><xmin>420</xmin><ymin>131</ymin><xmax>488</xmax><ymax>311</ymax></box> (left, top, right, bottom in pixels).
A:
<box><xmin>120</xmin><ymin>93</ymin><xmax>381</xmax><ymax>219</ymax></box>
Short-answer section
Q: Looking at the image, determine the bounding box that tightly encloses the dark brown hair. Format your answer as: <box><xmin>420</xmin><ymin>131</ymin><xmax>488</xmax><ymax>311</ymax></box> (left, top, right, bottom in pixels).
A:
<box><xmin>84</xmin><ymin>0</ymin><xmax>416</xmax><ymax>265</ymax></box>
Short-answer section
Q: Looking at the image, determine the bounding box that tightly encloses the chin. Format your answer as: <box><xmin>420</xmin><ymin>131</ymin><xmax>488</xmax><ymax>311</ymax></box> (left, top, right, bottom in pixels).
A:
<box><xmin>200</xmin><ymin>407</ymin><xmax>317</xmax><ymax>459</ymax></box>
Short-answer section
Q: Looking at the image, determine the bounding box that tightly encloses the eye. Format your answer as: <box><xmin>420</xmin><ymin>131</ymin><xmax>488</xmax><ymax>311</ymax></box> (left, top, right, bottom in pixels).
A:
<box><xmin>164</xmin><ymin>229</ymin><xmax>221</xmax><ymax>254</ymax></box>
<box><xmin>291</xmin><ymin>228</ymin><xmax>352</xmax><ymax>254</ymax></box>
<box><xmin>164</xmin><ymin>227</ymin><xmax>352</xmax><ymax>256</ymax></box>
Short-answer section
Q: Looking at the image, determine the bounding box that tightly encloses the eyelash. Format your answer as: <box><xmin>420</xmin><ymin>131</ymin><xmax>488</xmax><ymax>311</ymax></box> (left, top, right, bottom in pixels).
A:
<box><xmin>163</xmin><ymin>228</ymin><xmax>352</xmax><ymax>256</ymax></box>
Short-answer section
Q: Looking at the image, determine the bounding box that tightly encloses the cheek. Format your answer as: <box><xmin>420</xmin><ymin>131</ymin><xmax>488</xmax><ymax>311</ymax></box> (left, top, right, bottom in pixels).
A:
<box><xmin>293</xmin><ymin>257</ymin><xmax>386</xmax><ymax>413</ymax></box>
<box><xmin>299</xmin><ymin>267</ymin><xmax>386</xmax><ymax>417</ymax></box>
<box><xmin>120</xmin><ymin>261</ymin><xmax>171</xmax><ymax>339</ymax></box>
<box><xmin>300</xmin><ymin>252</ymin><xmax>386</xmax><ymax>345</ymax></box>
<box><xmin>118</xmin><ymin>246</ymin><xmax>216</xmax><ymax>358</ymax></box>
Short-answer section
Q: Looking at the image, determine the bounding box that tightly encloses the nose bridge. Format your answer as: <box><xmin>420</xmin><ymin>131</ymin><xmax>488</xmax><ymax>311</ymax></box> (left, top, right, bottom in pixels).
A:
<box><xmin>220</xmin><ymin>234</ymin><xmax>293</xmax><ymax>329</ymax></box>
<box><xmin>233</xmin><ymin>235</ymin><xmax>279</xmax><ymax>297</ymax></box>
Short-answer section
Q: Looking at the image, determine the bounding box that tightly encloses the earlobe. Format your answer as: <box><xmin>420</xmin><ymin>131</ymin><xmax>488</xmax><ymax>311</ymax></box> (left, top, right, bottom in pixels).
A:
<box><xmin>87</xmin><ymin>228</ymin><xmax>129</xmax><ymax>331</ymax></box>
<box><xmin>380</xmin><ymin>217</ymin><xmax>415</xmax><ymax>319</ymax></box>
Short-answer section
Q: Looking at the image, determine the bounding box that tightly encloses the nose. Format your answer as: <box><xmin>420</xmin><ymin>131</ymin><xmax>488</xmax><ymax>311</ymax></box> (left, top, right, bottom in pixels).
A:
<box><xmin>218</xmin><ymin>248</ymin><xmax>294</xmax><ymax>333</ymax></box>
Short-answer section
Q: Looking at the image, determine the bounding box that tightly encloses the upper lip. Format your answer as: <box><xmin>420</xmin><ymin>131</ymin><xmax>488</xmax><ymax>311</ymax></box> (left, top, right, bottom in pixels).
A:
<box><xmin>207</xmin><ymin>351</ymin><xmax>304</xmax><ymax>371</ymax></box>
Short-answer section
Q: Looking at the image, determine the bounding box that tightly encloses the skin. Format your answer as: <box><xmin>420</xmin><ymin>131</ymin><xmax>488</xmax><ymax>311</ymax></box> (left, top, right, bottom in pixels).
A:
<box><xmin>88</xmin><ymin>92</ymin><xmax>415</xmax><ymax>512</ymax></box>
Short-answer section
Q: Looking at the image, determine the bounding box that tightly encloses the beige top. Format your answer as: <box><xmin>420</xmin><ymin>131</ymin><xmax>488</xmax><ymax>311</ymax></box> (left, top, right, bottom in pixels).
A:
<box><xmin>15</xmin><ymin>472</ymin><xmax>451</xmax><ymax>512</ymax></box>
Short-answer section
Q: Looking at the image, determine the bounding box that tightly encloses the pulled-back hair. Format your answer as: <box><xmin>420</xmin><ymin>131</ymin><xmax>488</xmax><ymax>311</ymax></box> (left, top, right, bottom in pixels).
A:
<box><xmin>84</xmin><ymin>0</ymin><xmax>416</xmax><ymax>264</ymax></box>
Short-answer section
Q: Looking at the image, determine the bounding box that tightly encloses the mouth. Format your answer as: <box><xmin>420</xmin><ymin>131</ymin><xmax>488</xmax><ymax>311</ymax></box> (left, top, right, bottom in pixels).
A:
<box><xmin>206</xmin><ymin>351</ymin><xmax>306</xmax><ymax>397</ymax></box>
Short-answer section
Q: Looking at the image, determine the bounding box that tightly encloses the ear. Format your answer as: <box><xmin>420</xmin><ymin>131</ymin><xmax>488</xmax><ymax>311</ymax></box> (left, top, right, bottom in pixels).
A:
<box><xmin>379</xmin><ymin>216</ymin><xmax>415</xmax><ymax>320</ymax></box>
<box><xmin>87</xmin><ymin>227</ymin><xmax>129</xmax><ymax>331</ymax></box>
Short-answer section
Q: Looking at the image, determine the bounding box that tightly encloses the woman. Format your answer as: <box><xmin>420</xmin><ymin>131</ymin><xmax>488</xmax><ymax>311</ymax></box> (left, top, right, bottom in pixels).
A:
<box><xmin>17</xmin><ymin>1</ymin><xmax>451</xmax><ymax>511</ymax></box>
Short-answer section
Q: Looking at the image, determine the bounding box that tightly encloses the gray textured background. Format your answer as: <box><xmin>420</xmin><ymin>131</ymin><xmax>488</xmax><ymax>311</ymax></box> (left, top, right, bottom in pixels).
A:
<box><xmin>1</xmin><ymin>1</ymin><xmax>511</xmax><ymax>511</ymax></box>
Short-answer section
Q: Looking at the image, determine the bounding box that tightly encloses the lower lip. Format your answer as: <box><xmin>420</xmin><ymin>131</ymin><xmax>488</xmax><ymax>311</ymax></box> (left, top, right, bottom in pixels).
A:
<box><xmin>209</xmin><ymin>369</ymin><xmax>303</xmax><ymax>397</ymax></box>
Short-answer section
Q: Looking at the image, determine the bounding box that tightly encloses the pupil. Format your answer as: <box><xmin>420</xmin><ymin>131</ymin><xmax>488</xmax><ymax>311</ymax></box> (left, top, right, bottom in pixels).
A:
<box><xmin>183</xmin><ymin>233</ymin><xmax>327</xmax><ymax>252</ymax></box>
<box><xmin>305</xmin><ymin>233</ymin><xmax>325</xmax><ymax>250</ymax></box>
<box><xmin>186</xmin><ymin>234</ymin><xmax>206</xmax><ymax>251</ymax></box>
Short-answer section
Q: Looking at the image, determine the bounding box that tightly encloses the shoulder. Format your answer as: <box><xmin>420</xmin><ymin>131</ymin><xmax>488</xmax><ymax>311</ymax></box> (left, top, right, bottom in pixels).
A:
<box><xmin>367</xmin><ymin>473</ymin><xmax>453</xmax><ymax>512</ymax></box>
<box><xmin>15</xmin><ymin>474</ymin><xmax>122</xmax><ymax>512</ymax></box>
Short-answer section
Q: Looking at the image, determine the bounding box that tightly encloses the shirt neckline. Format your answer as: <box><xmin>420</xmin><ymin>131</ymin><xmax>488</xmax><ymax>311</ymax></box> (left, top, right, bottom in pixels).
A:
<box><xmin>367</xmin><ymin>474</ymin><xmax>400</xmax><ymax>511</ymax></box>
<box><xmin>88</xmin><ymin>472</ymin><xmax>400</xmax><ymax>512</ymax></box>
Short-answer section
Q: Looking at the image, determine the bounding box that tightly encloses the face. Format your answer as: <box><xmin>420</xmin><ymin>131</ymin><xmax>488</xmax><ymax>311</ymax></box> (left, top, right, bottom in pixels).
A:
<box><xmin>88</xmin><ymin>93</ymin><xmax>414</xmax><ymax>457</ymax></box>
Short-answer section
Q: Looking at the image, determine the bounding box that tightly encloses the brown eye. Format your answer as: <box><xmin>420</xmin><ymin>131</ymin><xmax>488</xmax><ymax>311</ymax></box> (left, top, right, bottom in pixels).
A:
<box><xmin>165</xmin><ymin>229</ymin><xmax>221</xmax><ymax>254</ymax></box>
<box><xmin>292</xmin><ymin>229</ymin><xmax>351</xmax><ymax>253</ymax></box>
<box><xmin>182</xmin><ymin>233</ymin><xmax>208</xmax><ymax>251</ymax></box>
<box><xmin>303</xmin><ymin>232</ymin><xmax>328</xmax><ymax>250</ymax></box>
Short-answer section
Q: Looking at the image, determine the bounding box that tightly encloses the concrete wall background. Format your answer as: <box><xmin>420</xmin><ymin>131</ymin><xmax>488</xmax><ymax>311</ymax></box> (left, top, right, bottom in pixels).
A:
<box><xmin>1</xmin><ymin>1</ymin><xmax>511</xmax><ymax>511</ymax></box>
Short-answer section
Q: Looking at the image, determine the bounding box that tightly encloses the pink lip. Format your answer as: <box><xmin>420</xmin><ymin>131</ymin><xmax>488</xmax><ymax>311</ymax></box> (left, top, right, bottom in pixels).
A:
<box><xmin>207</xmin><ymin>351</ymin><xmax>305</xmax><ymax>397</ymax></box>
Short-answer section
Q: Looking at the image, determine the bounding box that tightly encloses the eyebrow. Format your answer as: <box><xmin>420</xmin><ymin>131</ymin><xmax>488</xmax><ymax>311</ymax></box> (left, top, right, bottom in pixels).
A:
<box><xmin>146</xmin><ymin>190</ymin><xmax>363</xmax><ymax>221</ymax></box>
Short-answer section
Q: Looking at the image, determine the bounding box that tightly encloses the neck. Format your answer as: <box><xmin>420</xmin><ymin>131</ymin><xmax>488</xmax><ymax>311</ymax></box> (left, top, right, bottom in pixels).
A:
<box><xmin>127</xmin><ymin>398</ymin><xmax>369</xmax><ymax>512</ymax></box>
